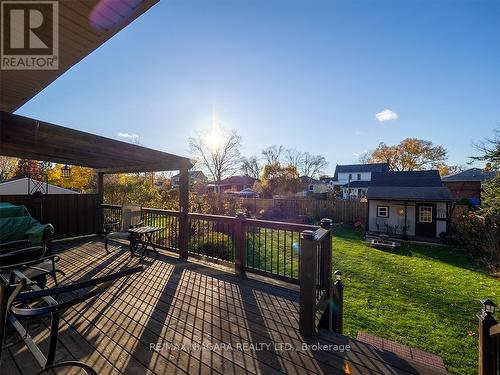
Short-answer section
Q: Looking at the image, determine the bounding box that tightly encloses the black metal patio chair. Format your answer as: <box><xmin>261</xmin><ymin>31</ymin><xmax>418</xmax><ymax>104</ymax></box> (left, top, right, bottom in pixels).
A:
<box><xmin>0</xmin><ymin>239</ymin><xmax>64</xmax><ymax>288</ymax></box>
<box><xmin>0</xmin><ymin>266</ymin><xmax>144</xmax><ymax>374</ymax></box>
<box><xmin>104</xmin><ymin>205</ymin><xmax>143</xmax><ymax>253</ymax></box>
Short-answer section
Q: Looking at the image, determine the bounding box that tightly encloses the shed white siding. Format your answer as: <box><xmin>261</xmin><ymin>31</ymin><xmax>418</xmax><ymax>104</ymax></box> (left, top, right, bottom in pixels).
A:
<box><xmin>0</xmin><ymin>178</ymin><xmax>79</xmax><ymax>195</ymax></box>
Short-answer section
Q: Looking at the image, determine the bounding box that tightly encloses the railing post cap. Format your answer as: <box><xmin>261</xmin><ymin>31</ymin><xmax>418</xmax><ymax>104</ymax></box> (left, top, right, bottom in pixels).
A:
<box><xmin>301</xmin><ymin>230</ymin><xmax>316</xmax><ymax>240</ymax></box>
<box><xmin>334</xmin><ymin>270</ymin><xmax>343</xmax><ymax>280</ymax></box>
<box><xmin>320</xmin><ymin>218</ymin><xmax>333</xmax><ymax>228</ymax></box>
<box><xmin>236</xmin><ymin>211</ymin><xmax>247</xmax><ymax>219</ymax></box>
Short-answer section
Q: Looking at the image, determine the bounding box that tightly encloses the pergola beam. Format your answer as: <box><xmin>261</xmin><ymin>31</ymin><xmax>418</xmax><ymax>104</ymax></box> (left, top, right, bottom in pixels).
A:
<box><xmin>0</xmin><ymin>111</ymin><xmax>194</xmax><ymax>171</ymax></box>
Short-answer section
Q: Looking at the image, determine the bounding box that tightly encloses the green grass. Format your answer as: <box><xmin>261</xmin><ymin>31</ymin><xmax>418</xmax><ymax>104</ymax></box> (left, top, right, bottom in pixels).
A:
<box><xmin>332</xmin><ymin>225</ymin><xmax>499</xmax><ymax>375</ymax></box>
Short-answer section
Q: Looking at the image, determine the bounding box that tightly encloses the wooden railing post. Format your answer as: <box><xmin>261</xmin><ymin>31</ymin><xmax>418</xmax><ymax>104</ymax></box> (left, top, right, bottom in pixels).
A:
<box><xmin>320</xmin><ymin>218</ymin><xmax>333</xmax><ymax>294</ymax></box>
<box><xmin>234</xmin><ymin>212</ymin><xmax>247</xmax><ymax>275</ymax></box>
<box><xmin>333</xmin><ymin>270</ymin><xmax>344</xmax><ymax>334</ymax></box>
<box><xmin>478</xmin><ymin>299</ymin><xmax>498</xmax><ymax>375</ymax></box>
<box><xmin>97</xmin><ymin>172</ymin><xmax>104</xmax><ymax>233</ymax></box>
<box><xmin>178</xmin><ymin>168</ymin><xmax>189</xmax><ymax>260</ymax></box>
<box><xmin>318</xmin><ymin>218</ymin><xmax>333</xmax><ymax>331</ymax></box>
<box><xmin>299</xmin><ymin>229</ymin><xmax>317</xmax><ymax>336</ymax></box>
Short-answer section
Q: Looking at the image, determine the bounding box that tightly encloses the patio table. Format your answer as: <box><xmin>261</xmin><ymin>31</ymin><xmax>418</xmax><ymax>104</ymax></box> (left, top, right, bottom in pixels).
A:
<box><xmin>128</xmin><ymin>226</ymin><xmax>162</xmax><ymax>261</ymax></box>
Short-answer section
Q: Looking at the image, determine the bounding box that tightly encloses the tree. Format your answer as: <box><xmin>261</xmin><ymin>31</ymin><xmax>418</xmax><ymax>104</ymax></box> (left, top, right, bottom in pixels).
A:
<box><xmin>473</xmin><ymin>126</ymin><xmax>500</xmax><ymax>218</ymax></box>
<box><xmin>189</xmin><ymin>127</ymin><xmax>243</xmax><ymax>186</ymax></box>
<box><xmin>47</xmin><ymin>164</ymin><xmax>95</xmax><ymax>192</ymax></box>
<box><xmin>15</xmin><ymin>159</ymin><xmax>40</xmax><ymax>178</ymax></box>
<box><xmin>284</xmin><ymin>149</ymin><xmax>303</xmax><ymax>169</ymax></box>
<box><xmin>438</xmin><ymin>164</ymin><xmax>464</xmax><ymax>177</ymax></box>
<box><xmin>300</xmin><ymin>152</ymin><xmax>328</xmax><ymax>178</ymax></box>
<box><xmin>262</xmin><ymin>145</ymin><xmax>284</xmax><ymax>165</ymax></box>
<box><xmin>241</xmin><ymin>156</ymin><xmax>261</xmax><ymax>180</ymax></box>
<box><xmin>253</xmin><ymin>163</ymin><xmax>301</xmax><ymax>198</ymax></box>
<box><xmin>367</xmin><ymin>138</ymin><xmax>447</xmax><ymax>171</ymax></box>
<box><xmin>0</xmin><ymin>156</ymin><xmax>18</xmax><ymax>180</ymax></box>
<box><xmin>472</xmin><ymin>126</ymin><xmax>500</xmax><ymax>170</ymax></box>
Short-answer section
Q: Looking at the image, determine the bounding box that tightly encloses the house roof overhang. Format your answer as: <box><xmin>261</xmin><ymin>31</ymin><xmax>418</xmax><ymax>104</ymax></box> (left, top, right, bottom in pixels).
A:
<box><xmin>0</xmin><ymin>0</ymin><xmax>159</xmax><ymax>113</ymax></box>
<box><xmin>0</xmin><ymin>111</ymin><xmax>194</xmax><ymax>173</ymax></box>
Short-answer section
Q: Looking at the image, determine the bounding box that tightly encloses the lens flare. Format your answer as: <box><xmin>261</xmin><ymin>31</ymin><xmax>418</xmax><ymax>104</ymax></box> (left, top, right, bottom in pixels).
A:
<box><xmin>90</xmin><ymin>0</ymin><xmax>143</xmax><ymax>30</ymax></box>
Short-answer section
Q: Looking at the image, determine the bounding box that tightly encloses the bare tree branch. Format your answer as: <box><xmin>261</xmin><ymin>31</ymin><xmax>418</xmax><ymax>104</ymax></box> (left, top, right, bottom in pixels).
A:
<box><xmin>262</xmin><ymin>145</ymin><xmax>284</xmax><ymax>165</ymax></box>
<box><xmin>189</xmin><ymin>128</ymin><xmax>243</xmax><ymax>185</ymax></box>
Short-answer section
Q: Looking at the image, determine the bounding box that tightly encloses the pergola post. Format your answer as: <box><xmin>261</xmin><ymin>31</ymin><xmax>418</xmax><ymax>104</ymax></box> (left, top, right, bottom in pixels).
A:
<box><xmin>97</xmin><ymin>172</ymin><xmax>104</xmax><ymax>233</ymax></box>
<box><xmin>178</xmin><ymin>167</ymin><xmax>190</xmax><ymax>259</ymax></box>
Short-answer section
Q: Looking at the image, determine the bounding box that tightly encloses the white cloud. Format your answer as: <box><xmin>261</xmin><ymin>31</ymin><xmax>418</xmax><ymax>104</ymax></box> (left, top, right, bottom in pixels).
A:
<box><xmin>352</xmin><ymin>150</ymin><xmax>368</xmax><ymax>157</ymax></box>
<box><xmin>375</xmin><ymin>109</ymin><xmax>399</xmax><ymax>122</ymax></box>
<box><xmin>117</xmin><ymin>132</ymin><xmax>139</xmax><ymax>140</ymax></box>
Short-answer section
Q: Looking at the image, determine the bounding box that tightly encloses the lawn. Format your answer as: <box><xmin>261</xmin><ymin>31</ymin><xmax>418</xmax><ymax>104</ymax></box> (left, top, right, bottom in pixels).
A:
<box><xmin>332</xmin><ymin>225</ymin><xmax>499</xmax><ymax>375</ymax></box>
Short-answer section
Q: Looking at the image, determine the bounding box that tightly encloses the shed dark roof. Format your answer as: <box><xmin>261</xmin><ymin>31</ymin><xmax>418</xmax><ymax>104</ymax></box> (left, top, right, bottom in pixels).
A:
<box><xmin>367</xmin><ymin>187</ymin><xmax>452</xmax><ymax>201</ymax></box>
<box><xmin>333</xmin><ymin>163</ymin><xmax>389</xmax><ymax>180</ymax></box>
<box><xmin>442</xmin><ymin>168</ymin><xmax>497</xmax><ymax>182</ymax></box>
<box><xmin>370</xmin><ymin>170</ymin><xmax>443</xmax><ymax>187</ymax></box>
<box><xmin>367</xmin><ymin>170</ymin><xmax>451</xmax><ymax>201</ymax></box>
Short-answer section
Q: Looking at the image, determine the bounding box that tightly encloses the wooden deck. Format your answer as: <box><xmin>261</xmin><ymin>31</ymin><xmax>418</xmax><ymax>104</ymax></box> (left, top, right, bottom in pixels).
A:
<box><xmin>2</xmin><ymin>237</ymin><xmax>447</xmax><ymax>374</ymax></box>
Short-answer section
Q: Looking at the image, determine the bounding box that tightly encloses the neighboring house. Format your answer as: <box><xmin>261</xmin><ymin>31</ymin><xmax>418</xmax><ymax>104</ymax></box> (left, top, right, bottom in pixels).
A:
<box><xmin>320</xmin><ymin>163</ymin><xmax>390</xmax><ymax>199</ymax></box>
<box><xmin>170</xmin><ymin>171</ymin><xmax>207</xmax><ymax>189</ymax></box>
<box><xmin>207</xmin><ymin>175</ymin><xmax>257</xmax><ymax>193</ymax></box>
<box><xmin>442</xmin><ymin>168</ymin><xmax>497</xmax><ymax>205</ymax></box>
<box><xmin>298</xmin><ymin>176</ymin><xmax>330</xmax><ymax>196</ymax></box>
<box><xmin>366</xmin><ymin>170</ymin><xmax>452</xmax><ymax>241</ymax></box>
<box><xmin>0</xmin><ymin>177</ymin><xmax>79</xmax><ymax>195</ymax></box>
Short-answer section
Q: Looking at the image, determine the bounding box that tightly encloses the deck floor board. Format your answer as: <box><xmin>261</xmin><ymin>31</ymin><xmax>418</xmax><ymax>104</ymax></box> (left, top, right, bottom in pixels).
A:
<box><xmin>1</xmin><ymin>237</ymin><xmax>446</xmax><ymax>375</ymax></box>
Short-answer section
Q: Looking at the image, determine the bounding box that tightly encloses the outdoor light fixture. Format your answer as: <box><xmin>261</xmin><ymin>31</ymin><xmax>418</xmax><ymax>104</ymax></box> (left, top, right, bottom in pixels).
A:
<box><xmin>61</xmin><ymin>164</ymin><xmax>72</xmax><ymax>179</ymax></box>
<box><xmin>398</xmin><ymin>207</ymin><xmax>405</xmax><ymax>216</ymax></box>
<box><xmin>480</xmin><ymin>298</ymin><xmax>498</xmax><ymax>315</ymax></box>
<box><xmin>334</xmin><ymin>270</ymin><xmax>343</xmax><ymax>281</ymax></box>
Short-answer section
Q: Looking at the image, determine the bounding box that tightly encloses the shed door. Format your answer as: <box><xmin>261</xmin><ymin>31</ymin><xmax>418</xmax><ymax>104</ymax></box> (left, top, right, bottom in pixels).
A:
<box><xmin>415</xmin><ymin>204</ymin><xmax>436</xmax><ymax>238</ymax></box>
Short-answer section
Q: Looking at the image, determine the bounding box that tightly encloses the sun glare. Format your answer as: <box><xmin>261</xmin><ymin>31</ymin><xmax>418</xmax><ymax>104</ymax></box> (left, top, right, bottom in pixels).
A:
<box><xmin>205</xmin><ymin>125</ymin><xmax>225</xmax><ymax>151</ymax></box>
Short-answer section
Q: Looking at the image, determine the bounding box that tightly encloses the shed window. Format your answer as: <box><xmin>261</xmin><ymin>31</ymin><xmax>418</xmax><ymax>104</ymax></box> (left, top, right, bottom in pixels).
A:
<box><xmin>377</xmin><ymin>206</ymin><xmax>389</xmax><ymax>218</ymax></box>
<box><xmin>309</xmin><ymin>184</ymin><xmax>314</xmax><ymax>191</ymax></box>
<box><xmin>357</xmin><ymin>173</ymin><xmax>361</xmax><ymax>180</ymax></box>
<box><xmin>419</xmin><ymin>206</ymin><xmax>433</xmax><ymax>223</ymax></box>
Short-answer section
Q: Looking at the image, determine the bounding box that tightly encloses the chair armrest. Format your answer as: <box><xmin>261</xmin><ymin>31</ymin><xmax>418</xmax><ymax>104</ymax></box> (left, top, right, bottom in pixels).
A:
<box><xmin>0</xmin><ymin>239</ymin><xmax>32</xmax><ymax>251</ymax></box>
<box><xmin>104</xmin><ymin>221</ymin><xmax>121</xmax><ymax>234</ymax></box>
<box><xmin>129</xmin><ymin>221</ymin><xmax>144</xmax><ymax>229</ymax></box>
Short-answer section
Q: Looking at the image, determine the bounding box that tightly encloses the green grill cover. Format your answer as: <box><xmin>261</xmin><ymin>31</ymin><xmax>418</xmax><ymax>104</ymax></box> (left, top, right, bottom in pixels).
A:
<box><xmin>0</xmin><ymin>203</ymin><xmax>54</xmax><ymax>245</ymax></box>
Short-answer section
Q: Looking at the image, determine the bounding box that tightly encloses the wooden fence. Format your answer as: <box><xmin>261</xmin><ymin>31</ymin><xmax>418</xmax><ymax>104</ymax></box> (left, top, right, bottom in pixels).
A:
<box><xmin>0</xmin><ymin>194</ymin><xmax>100</xmax><ymax>237</ymax></box>
<box><xmin>240</xmin><ymin>197</ymin><xmax>367</xmax><ymax>223</ymax></box>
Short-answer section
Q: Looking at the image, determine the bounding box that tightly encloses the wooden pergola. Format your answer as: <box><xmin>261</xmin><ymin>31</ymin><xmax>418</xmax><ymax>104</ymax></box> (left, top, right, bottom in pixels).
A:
<box><xmin>0</xmin><ymin>110</ymin><xmax>194</xmax><ymax>257</ymax></box>
<box><xmin>0</xmin><ymin>0</ymin><xmax>198</xmax><ymax>254</ymax></box>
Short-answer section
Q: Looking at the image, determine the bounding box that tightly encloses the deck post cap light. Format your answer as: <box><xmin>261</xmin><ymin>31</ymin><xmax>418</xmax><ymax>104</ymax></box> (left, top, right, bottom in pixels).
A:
<box><xmin>61</xmin><ymin>164</ymin><xmax>72</xmax><ymax>179</ymax></box>
<box><xmin>334</xmin><ymin>270</ymin><xmax>343</xmax><ymax>281</ymax></box>
<box><xmin>480</xmin><ymin>298</ymin><xmax>497</xmax><ymax>314</ymax></box>
<box><xmin>320</xmin><ymin>218</ymin><xmax>333</xmax><ymax>229</ymax></box>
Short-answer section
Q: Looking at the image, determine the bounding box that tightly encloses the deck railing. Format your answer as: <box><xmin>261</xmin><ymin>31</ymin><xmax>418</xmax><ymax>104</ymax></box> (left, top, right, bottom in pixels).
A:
<box><xmin>141</xmin><ymin>208</ymin><xmax>179</xmax><ymax>251</ymax></box>
<box><xmin>298</xmin><ymin>219</ymin><xmax>342</xmax><ymax>336</ymax></box>
<box><xmin>100</xmin><ymin>205</ymin><xmax>340</xmax><ymax>336</ymax></box>
<box><xmin>187</xmin><ymin>213</ymin><xmax>235</xmax><ymax>262</ymax></box>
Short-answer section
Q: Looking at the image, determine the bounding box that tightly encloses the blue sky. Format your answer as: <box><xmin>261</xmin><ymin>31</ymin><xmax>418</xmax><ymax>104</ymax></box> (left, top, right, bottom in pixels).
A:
<box><xmin>17</xmin><ymin>0</ymin><xmax>500</xmax><ymax>175</ymax></box>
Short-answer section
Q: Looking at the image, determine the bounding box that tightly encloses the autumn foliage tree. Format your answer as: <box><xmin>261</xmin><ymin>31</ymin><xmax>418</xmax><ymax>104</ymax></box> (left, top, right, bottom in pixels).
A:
<box><xmin>47</xmin><ymin>164</ymin><xmax>95</xmax><ymax>193</ymax></box>
<box><xmin>14</xmin><ymin>159</ymin><xmax>40</xmax><ymax>178</ymax></box>
<box><xmin>254</xmin><ymin>163</ymin><xmax>301</xmax><ymax>198</ymax></box>
<box><xmin>367</xmin><ymin>138</ymin><xmax>448</xmax><ymax>172</ymax></box>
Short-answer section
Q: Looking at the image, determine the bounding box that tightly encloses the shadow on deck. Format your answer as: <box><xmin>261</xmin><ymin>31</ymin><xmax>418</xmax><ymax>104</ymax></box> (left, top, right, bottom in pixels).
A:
<box><xmin>2</xmin><ymin>236</ymin><xmax>447</xmax><ymax>374</ymax></box>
